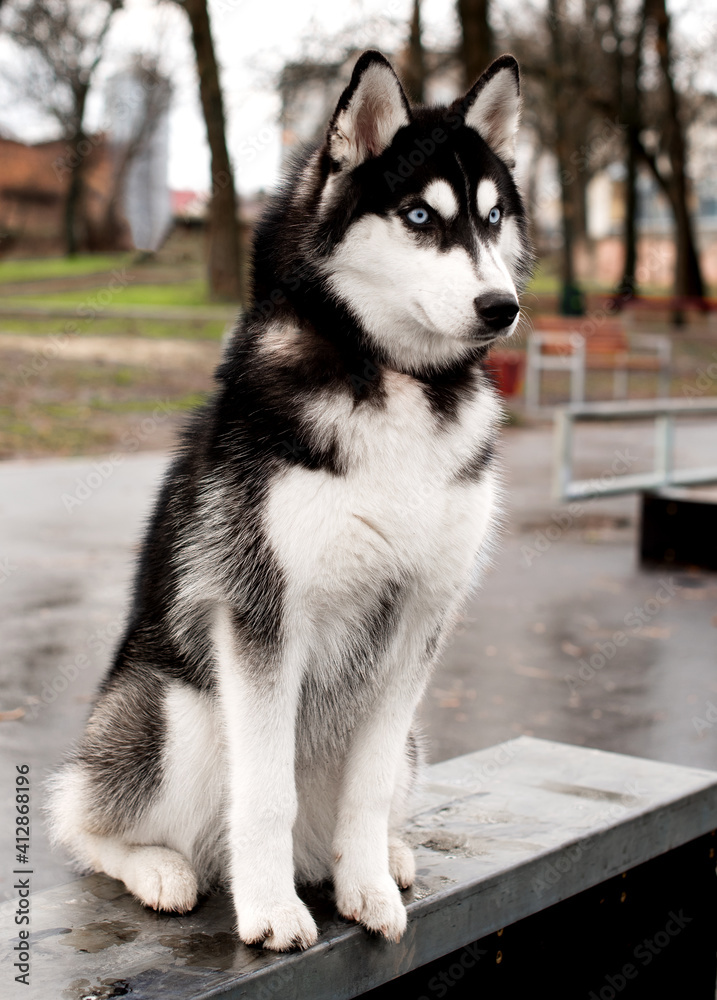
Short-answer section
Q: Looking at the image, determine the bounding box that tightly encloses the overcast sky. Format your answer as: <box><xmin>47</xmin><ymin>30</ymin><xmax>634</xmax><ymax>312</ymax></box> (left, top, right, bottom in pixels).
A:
<box><xmin>0</xmin><ymin>0</ymin><xmax>713</xmax><ymax>196</ymax></box>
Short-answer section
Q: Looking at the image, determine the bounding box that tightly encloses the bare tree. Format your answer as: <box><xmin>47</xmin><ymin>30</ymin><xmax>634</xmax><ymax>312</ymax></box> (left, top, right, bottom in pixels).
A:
<box><xmin>608</xmin><ymin>0</ymin><xmax>645</xmax><ymax>301</ymax></box>
<box><xmin>178</xmin><ymin>0</ymin><xmax>243</xmax><ymax>302</ymax></box>
<box><xmin>402</xmin><ymin>0</ymin><xmax>426</xmax><ymax>104</ymax></box>
<box><xmin>638</xmin><ymin>0</ymin><xmax>705</xmax><ymax>317</ymax></box>
<box><xmin>1</xmin><ymin>0</ymin><xmax>124</xmax><ymax>254</ymax></box>
<box><xmin>456</xmin><ymin>0</ymin><xmax>493</xmax><ymax>88</ymax></box>
<box><xmin>99</xmin><ymin>56</ymin><xmax>173</xmax><ymax>251</ymax></box>
<box><xmin>546</xmin><ymin>0</ymin><xmax>582</xmax><ymax>312</ymax></box>
<box><xmin>507</xmin><ymin>1</ymin><xmax>616</xmax><ymax>313</ymax></box>
<box><xmin>522</xmin><ymin>0</ymin><xmax>705</xmax><ymax>315</ymax></box>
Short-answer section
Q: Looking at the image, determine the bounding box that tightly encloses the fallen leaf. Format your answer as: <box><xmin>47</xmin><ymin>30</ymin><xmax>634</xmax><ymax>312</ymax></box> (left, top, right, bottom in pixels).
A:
<box><xmin>513</xmin><ymin>664</ymin><xmax>555</xmax><ymax>680</ymax></box>
<box><xmin>0</xmin><ymin>707</ymin><xmax>25</xmax><ymax>722</ymax></box>
<box><xmin>634</xmin><ymin>626</ymin><xmax>672</xmax><ymax>640</ymax></box>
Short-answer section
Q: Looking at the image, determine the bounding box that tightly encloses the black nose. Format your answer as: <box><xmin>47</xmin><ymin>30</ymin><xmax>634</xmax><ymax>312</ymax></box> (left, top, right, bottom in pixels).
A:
<box><xmin>474</xmin><ymin>294</ymin><xmax>519</xmax><ymax>331</ymax></box>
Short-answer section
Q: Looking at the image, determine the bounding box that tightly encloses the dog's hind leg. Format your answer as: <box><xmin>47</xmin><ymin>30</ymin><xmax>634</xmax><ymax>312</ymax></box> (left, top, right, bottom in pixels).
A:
<box><xmin>48</xmin><ymin>762</ymin><xmax>200</xmax><ymax>913</ymax></box>
<box><xmin>78</xmin><ymin>833</ymin><xmax>199</xmax><ymax>913</ymax></box>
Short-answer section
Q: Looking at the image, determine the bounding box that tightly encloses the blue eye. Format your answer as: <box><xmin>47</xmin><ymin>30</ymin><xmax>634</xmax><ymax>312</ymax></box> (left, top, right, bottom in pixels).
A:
<box><xmin>406</xmin><ymin>207</ymin><xmax>430</xmax><ymax>225</ymax></box>
<box><xmin>489</xmin><ymin>207</ymin><xmax>501</xmax><ymax>225</ymax></box>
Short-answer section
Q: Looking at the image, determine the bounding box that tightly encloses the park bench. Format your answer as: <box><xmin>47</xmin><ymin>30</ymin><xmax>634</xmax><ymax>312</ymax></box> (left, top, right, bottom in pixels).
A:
<box><xmin>525</xmin><ymin>316</ymin><xmax>671</xmax><ymax>413</ymax></box>
<box><xmin>617</xmin><ymin>294</ymin><xmax>716</xmax><ymax>318</ymax></box>
<box><xmin>4</xmin><ymin>736</ymin><xmax>716</xmax><ymax>999</ymax></box>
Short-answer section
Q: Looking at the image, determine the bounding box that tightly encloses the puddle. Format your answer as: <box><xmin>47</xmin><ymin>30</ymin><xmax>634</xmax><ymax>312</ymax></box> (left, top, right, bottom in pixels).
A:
<box><xmin>62</xmin><ymin>978</ymin><xmax>131</xmax><ymax>1000</ymax></box>
<box><xmin>58</xmin><ymin>920</ymin><xmax>139</xmax><ymax>953</ymax></box>
<box><xmin>540</xmin><ymin>780</ymin><xmax>640</xmax><ymax>805</ymax></box>
<box><xmin>157</xmin><ymin>929</ymin><xmax>238</xmax><ymax>970</ymax></box>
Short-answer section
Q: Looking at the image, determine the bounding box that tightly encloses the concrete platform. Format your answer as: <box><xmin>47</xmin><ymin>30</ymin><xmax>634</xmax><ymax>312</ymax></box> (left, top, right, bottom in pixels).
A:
<box><xmin>2</xmin><ymin>737</ymin><xmax>716</xmax><ymax>1000</ymax></box>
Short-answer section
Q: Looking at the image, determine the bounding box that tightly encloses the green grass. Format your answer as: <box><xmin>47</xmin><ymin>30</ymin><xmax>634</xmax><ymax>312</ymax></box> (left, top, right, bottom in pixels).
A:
<box><xmin>0</xmin><ymin>417</ymin><xmax>116</xmax><ymax>457</ymax></box>
<box><xmin>3</xmin><ymin>279</ymin><xmax>216</xmax><ymax>310</ymax></box>
<box><xmin>85</xmin><ymin>392</ymin><xmax>208</xmax><ymax>414</ymax></box>
<box><xmin>526</xmin><ymin>270</ymin><xmax>632</xmax><ymax>296</ymax></box>
<box><xmin>34</xmin><ymin>394</ymin><xmax>206</xmax><ymax>419</ymax></box>
<box><xmin>0</xmin><ymin>347</ymin><xmax>215</xmax><ymax>458</ymax></box>
<box><xmin>526</xmin><ymin>263</ymin><xmax>685</xmax><ymax>298</ymax></box>
<box><xmin>526</xmin><ymin>267</ymin><xmax>561</xmax><ymax>295</ymax></box>
<box><xmin>0</xmin><ymin>253</ymin><xmax>131</xmax><ymax>284</ymax></box>
<box><xmin>0</xmin><ymin>316</ymin><xmax>227</xmax><ymax>340</ymax></box>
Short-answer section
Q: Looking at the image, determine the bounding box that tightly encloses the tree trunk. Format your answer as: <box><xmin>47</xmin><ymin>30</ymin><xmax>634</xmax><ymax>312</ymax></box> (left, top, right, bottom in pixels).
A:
<box><xmin>457</xmin><ymin>0</ymin><xmax>493</xmax><ymax>87</ymax></box>
<box><xmin>609</xmin><ymin>0</ymin><xmax>641</xmax><ymax>300</ymax></box>
<box><xmin>671</xmin><ymin>189</ymin><xmax>705</xmax><ymax>304</ymax></box>
<box><xmin>403</xmin><ymin>0</ymin><xmax>426</xmax><ymax>104</ymax></box>
<box><xmin>182</xmin><ymin>0</ymin><xmax>243</xmax><ymax>302</ymax></box>
<box><xmin>619</xmin><ymin>125</ymin><xmax>639</xmax><ymax>299</ymax></box>
<box><xmin>645</xmin><ymin>0</ymin><xmax>704</xmax><ymax>319</ymax></box>
<box><xmin>63</xmin><ymin>84</ymin><xmax>90</xmax><ymax>256</ymax></box>
<box><xmin>547</xmin><ymin>0</ymin><xmax>583</xmax><ymax>314</ymax></box>
<box><xmin>64</xmin><ymin>135</ymin><xmax>84</xmax><ymax>257</ymax></box>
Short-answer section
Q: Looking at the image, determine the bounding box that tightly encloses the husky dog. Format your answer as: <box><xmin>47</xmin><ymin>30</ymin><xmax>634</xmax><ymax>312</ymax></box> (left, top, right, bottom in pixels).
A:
<box><xmin>48</xmin><ymin>50</ymin><xmax>532</xmax><ymax>951</ymax></box>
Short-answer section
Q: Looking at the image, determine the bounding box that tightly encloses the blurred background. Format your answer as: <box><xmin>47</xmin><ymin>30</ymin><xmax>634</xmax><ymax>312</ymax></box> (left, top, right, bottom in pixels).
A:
<box><xmin>0</xmin><ymin>0</ymin><xmax>716</xmax><ymax>894</ymax></box>
<box><xmin>0</xmin><ymin>0</ymin><xmax>715</xmax><ymax>455</ymax></box>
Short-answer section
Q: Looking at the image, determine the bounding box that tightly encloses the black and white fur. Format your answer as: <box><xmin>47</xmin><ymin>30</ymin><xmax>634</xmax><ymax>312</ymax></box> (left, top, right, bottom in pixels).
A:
<box><xmin>48</xmin><ymin>51</ymin><xmax>533</xmax><ymax>951</ymax></box>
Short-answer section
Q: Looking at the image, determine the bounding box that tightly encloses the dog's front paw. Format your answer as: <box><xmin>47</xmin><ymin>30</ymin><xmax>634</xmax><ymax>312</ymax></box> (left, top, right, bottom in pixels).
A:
<box><xmin>335</xmin><ymin>874</ymin><xmax>407</xmax><ymax>942</ymax></box>
<box><xmin>237</xmin><ymin>896</ymin><xmax>318</xmax><ymax>952</ymax></box>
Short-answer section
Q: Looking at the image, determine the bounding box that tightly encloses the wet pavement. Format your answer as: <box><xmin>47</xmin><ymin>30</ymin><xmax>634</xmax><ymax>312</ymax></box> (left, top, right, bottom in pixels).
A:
<box><xmin>0</xmin><ymin>419</ymin><xmax>716</xmax><ymax>898</ymax></box>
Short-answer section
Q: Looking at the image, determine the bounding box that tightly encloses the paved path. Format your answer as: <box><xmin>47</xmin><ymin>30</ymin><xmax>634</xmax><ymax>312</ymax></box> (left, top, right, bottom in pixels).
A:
<box><xmin>1</xmin><ymin>421</ymin><xmax>716</xmax><ymax>897</ymax></box>
<box><xmin>0</xmin><ymin>333</ymin><xmax>221</xmax><ymax>367</ymax></box>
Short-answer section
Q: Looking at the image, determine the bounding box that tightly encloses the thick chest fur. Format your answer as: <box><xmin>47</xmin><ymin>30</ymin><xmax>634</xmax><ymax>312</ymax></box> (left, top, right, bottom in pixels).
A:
<box><xmin>264</xmin><ymin>372</ymin><xmax>501</xmax><ymax>676</ymax></box>
<box><xmin>272</xmin><ymin>374</ymin><xmax>496</xmax><ymax>567</ymax></box>
<box><xmin>171</xmin><ymin>364</ymin><xmax>502</xmax><ymax>747</ymax></box>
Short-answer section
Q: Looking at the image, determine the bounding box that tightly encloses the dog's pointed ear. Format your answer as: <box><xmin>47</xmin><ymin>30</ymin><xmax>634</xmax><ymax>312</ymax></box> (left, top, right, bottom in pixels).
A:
<box><xmin>455</xmin><ymin>55</ymin><xmax>521</xmax><ymax>166</ymax></box>
<box><xmin>326</xmin><ymin>51</ymin><xmax>411</xmax><ymax>170</ymax></box>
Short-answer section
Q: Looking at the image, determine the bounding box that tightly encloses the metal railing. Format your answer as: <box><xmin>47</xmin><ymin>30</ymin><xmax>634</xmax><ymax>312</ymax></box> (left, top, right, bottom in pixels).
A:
<box><xmin>526</xmin><ymin>331</ymin><xmax>671</xmax><ymax>414</ymax></box>
<box><xmin>553</xmin><ymin>398</ymin><xmax>717</xmax><ymax>501</ymax></box>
